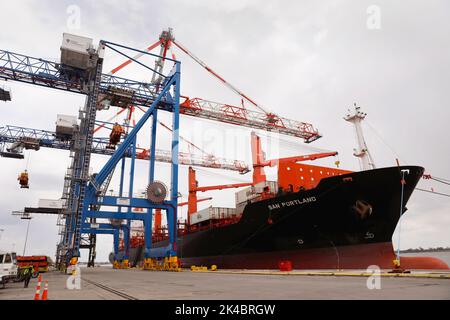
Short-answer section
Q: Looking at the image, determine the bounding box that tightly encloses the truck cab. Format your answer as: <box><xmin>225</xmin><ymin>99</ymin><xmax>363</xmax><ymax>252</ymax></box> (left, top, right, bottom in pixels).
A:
<box><xmin>0</xmin><ymin>251</ymin><xmax>18</xmax><ymax>287</ymax></box>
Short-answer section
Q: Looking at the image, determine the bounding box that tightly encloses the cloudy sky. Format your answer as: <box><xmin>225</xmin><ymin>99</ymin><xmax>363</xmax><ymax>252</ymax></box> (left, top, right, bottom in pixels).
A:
<box><xmin>0</xmin><ymin>0</ymin><xmax>449</xmax><ymax>262</ymax></box>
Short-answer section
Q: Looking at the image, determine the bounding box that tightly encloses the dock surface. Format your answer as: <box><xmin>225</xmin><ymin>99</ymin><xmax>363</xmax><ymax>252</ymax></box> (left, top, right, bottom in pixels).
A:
<box><xmin>1</xmin><ymin>267</ymin><xmax>449</xmax><ymax>300</ymax></box>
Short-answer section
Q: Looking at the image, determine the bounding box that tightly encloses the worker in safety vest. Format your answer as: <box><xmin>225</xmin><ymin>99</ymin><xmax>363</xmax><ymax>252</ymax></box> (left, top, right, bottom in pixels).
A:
<box><xmin>23</xmin><ymin>265</ymin><xmax>34</xmax><ymax>288</ymax></box>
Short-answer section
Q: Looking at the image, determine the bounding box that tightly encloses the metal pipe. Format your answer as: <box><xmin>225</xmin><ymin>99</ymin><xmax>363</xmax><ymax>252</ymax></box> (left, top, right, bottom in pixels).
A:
<box><xmin>23</xmin><ymin>219</ymin><xmax>31</xmax><ymax>256</ymax></box>
<box><xmin>145</xmin><ymin>110</ymin><xmax>158</xmax><ymax>257</ymax></box>
<box><xmin>124</xmin><ymin>136</ymin><xmax>137</xmax><ymax>258</ymax></box>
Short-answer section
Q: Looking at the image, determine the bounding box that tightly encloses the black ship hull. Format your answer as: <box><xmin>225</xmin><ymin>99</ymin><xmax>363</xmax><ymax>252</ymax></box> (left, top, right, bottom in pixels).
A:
<box><xmin>114</xmin><ymin>166</ymin><xmax>449</xmax><ymax>269</ymax></box>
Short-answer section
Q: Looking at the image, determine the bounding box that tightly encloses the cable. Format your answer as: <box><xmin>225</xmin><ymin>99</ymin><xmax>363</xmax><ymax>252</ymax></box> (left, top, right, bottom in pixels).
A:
<box><xmin>364</xmin><ymin>120</ymin><xmax>406</xmax><ymax>163</ymax></box>
<box><xmin>416</xmin><ymin>188</ymin><xmax>450</xmax><ymax>198</ymax></box>
<box><xmin>433</xmin><ymin>176</ymin><xmax>450</xmax><ymax>183</ymax></box>
<box><xmin>365</xmin><ymin>119</ymin><xmax>449</xmax><ymax>186</ymax></box>
<box><xmin>25</xmin><ymin>150</ymin><xmax>31</xmax><ymax>171</ymax></box>
<box><xmin>173</xmin><ymin>40</ymin><xmax>269</xmax><ymax>114</ymax></box>
<box><xmin>134</xmin><ymin>105</ymin><xmax>214</xmax><ymax>157</ymax></box>
<box><xmin>431</xmin><ymin>177</ymin><xmax>450</xmax><ymax>187</ymax></box>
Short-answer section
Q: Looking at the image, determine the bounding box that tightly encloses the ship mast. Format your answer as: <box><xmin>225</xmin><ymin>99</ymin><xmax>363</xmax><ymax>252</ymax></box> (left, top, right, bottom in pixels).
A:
<box><xmin>344</xmin><ymin>104</ymin><xmax>376</xmax><ymax>171</ymax></box>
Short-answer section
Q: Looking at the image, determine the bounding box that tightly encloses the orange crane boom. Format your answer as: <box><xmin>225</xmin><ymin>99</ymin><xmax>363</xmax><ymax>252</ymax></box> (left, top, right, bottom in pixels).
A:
<box><xmin>178</xmin><ymin>197</ymin><xmax>212</xmax><ymax>207</ymax></box>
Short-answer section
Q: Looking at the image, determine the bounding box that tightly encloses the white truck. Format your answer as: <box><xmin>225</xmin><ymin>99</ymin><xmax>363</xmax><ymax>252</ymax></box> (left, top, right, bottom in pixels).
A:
<box><xmin>0</xmin><ymin>251</ymin><xmax>18</xmax><ymax>289</ymax></box>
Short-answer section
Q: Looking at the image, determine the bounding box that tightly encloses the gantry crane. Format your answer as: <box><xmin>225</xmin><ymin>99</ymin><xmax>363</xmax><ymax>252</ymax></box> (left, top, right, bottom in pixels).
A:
<box><xmin>0</xmin><ymin>39</ymin><xmax>184</xmax><ymax>269</ymax></box>
<box><xmin>0</xmin><ymin>29</ymin><xmax>322</xmax><ymax>270</ymax></box>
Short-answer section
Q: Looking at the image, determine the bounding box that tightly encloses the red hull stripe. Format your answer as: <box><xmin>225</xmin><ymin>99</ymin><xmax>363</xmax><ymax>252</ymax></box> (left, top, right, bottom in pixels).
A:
<box><xmin>180</xmin><ymin>242</ymin><xmax>449</xmax><ymax>270</ymax></box>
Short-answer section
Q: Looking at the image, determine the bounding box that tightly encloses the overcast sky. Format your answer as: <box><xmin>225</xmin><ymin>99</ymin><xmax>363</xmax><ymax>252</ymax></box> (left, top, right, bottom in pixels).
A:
<box><xmin>0</xmin><ymin>0</ymin><xmax>449</xmax><ymax>262</ymax></box>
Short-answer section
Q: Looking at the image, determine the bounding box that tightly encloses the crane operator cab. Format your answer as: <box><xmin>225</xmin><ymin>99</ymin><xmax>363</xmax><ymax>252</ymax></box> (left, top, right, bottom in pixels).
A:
<box><xmin>18</xmin><ymin>170</ymin><xmax>29</xmax><ymax>189</ymax></box>
<box><xmin>107</xmin><ymin>123</ymin><xmax>125</xmax><ymax>150</ymax></box>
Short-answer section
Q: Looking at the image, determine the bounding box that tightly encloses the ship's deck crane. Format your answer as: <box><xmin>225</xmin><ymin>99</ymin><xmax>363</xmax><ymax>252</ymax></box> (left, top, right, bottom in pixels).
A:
<box><xmin>251</xmin><ymin>132</ymin><xmax>338</xmax><ymax>185</ymax></box>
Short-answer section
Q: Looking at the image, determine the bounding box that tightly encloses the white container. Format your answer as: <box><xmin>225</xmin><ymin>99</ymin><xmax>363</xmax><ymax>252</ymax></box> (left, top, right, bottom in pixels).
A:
<box><xmin>38</xmin><ymin>199</ymin><xmax>64</xmax><ymax>209</ymax></box>
<box><xmin>190</xmin><ymin>207</ymin><xmax>237</xmax><ymax>225</ymax></box>
<box><xmin>235</xmin><ymin>186</ymin><xmax>257</xmax><ymax>205</ymax></box>
<box><xmin>235</xmin><ymin>181</ymin><xmax>278</xmax><ymax>205</ymax></box>
<box><xmin>56</xmin><ymin>114</ymin><xmax>77</xmax><ymax>137</ymax></box>
<box><xmin>131</xmin><ymin>220</ymin><xmax>143</xmax><ymax>229</ymax></box>
<box><xmin>254</xmin><ymin>181</ymin><xmax>277</xmax><ymax>193</ymax></box>
<box><xmin>235</xmin><ymin>202</ymin><xmax>247</xmax><ymax>215</ymax></box>
<box><xmin>61</xmin><ymin>33</ymin><xmax>94</xmax><ymax>69</ymax></box>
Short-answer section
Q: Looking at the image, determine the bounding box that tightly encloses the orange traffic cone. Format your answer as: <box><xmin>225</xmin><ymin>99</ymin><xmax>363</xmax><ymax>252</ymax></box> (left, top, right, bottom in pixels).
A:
<box><xmin>41</xmin><ymin>280</ymin><xmax>48</xmax><ymax>301</ymax></box>
<box><xmin>34</xmin><ymin>275</ymin><xmax>42</xmax><ymax>300</ymax></box>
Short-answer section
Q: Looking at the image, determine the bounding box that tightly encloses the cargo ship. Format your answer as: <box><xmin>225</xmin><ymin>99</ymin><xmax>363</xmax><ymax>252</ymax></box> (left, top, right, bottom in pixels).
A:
<box><xmin>111</xmin><ymin>107</ymin><xmax>449</xmax><ymax>270</ymax></box>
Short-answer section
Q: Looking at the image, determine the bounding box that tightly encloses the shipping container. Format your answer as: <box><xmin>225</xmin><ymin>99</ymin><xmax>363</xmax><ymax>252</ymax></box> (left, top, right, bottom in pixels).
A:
<box><xmin>235</xmin><ymin>181</ymin><xmax>277</xmax><ymax>205</ymax></box>
<box><xmin>190</xmin><ymin>207</ymin><xmax>237</xmax><ymax>225</ymax></box>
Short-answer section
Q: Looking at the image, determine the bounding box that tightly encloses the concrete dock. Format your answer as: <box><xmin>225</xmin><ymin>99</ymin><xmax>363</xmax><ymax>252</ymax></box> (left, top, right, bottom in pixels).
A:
<box><xmin>1</xmin><ymin>267</ymin><xmax>449</xmax><ymax>300</ymax></box>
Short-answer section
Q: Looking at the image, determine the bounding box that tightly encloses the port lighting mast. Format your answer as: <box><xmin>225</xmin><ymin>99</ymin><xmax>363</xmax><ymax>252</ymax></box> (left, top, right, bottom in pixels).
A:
<box><xmin>344</xmin><ymin>104</ymin><xmax>376</xmax><ymax>171</ymax></box>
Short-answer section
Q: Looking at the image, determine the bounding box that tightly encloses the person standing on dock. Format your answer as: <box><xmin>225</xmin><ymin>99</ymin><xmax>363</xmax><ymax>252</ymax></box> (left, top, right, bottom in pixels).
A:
<box><xmin>23</xmin><ymin>266</ymin><xmax>34</xmax><ymax>288</ymax></box>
